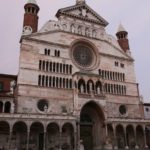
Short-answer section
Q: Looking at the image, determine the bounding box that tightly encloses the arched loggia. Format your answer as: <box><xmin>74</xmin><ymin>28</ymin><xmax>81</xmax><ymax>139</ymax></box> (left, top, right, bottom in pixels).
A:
<box><xmin>0</xmin><ymin>121</ymin><xmax>10</xmax><ymax>149</ymax></box>
<box><xmin>80</xmin><ymin>101</ymin><xmax>105</xmax><ymax>150</ymax></box>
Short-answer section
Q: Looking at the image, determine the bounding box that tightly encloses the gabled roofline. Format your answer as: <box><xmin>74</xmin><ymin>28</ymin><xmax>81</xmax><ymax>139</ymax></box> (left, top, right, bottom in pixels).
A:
<box><xmin>56</xmin><ymin>3</ymin><xmax>108</xmax><ymax>27</ymax></box>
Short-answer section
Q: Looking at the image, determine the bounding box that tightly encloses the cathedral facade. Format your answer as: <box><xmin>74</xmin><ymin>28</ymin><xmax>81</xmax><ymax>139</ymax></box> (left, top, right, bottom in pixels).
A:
<box><xmin>0</xmin><ymin>0</ymin><xmax>150</xmax><ymax>149</ymax></box>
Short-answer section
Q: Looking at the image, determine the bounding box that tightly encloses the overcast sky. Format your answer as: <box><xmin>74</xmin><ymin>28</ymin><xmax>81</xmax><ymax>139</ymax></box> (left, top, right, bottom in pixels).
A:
<box><xmin>0</xmin><ymin>0</ymin><xmax>150</xmax><ymax>102</ymax></box>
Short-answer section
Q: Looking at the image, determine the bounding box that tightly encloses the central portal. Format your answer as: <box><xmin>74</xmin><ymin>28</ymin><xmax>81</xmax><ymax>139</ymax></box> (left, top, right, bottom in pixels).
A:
<box><xmin>80</xmin><ymin>101</ymin><xmax>105</xmax><ymax>150</ymax></box>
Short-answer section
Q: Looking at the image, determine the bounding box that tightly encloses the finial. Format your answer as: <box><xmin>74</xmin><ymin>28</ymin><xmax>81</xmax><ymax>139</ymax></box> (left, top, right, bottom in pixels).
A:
<box><xmin>117</xmin><ymin>23</ymin><xmax>127</xmax><ymax>33</ymax></box>
<box><xmin>27</xmin><ymin>0</ymin><xmax>37</xmax><ymax>5</ymax></box>
<box><xmin>76</xmin><ymin>0</ymin><xmax>86</xmax><ymax>5</ymax></box>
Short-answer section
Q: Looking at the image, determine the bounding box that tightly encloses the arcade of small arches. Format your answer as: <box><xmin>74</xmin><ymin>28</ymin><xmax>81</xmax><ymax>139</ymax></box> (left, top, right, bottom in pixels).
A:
<box><xmin>98</xmin><ymin>69</ymin><xmax>125</xmax><ymax>82</ymax></box>
<box><xmin>38</xmin><ymin>75</ymin><xmax>73</xmax><ymax>89</ymax></box>
<box><xmin>0</xmin><ymin>101</ymin><xmax>12</xmax><ymax>113</ymax></box>
<box><xmin>39</xmin><ymin>60</ymin><xmax>72</xmax><ymax>75</ymax></box>
<box><xmin>77</xmin><ymin>79</ymin><xmax>103</xmax><ymax>95</ymax></box>
<box><xmin>106</xmin><ymin>123</ymin><xmax>150</xmax><ymax>149</ymax></box>
<box><xmin>104</xmin><ymin>83</ymin><xmax>126</xmax><ymax>95</ymax></box>
<box><xmin>77</xmin><ymin>78</ymin><xmax>126</xmax><ymax>96</ymax></box>
<box><xmin>70</xmin><ymin>24</ymin><xmax>98</xmax><ymax>38</ymax></box>
<box><xmin>0</xmin><ymin>120</ymin><xmax>76</xmax><ymax>150</ymax></box>
<box><xmin>25</xmin><ymin>5</ymin><xmax>38</xmax><ymax>15</ymax></box>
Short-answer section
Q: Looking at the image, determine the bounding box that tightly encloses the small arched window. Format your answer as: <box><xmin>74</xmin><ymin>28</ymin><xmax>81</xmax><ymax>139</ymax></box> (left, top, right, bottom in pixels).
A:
<box><xmin>38</xmin><ymin>75</ymin><xmax>41</xmax><ymax>86</ymax></box>
<box><xmin>4</xmin><ymin>102</ymin><xmax>11</xmax><ymax>113</ymax></box>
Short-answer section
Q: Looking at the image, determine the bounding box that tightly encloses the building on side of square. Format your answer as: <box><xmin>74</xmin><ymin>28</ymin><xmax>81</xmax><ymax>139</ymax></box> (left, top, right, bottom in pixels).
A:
<box><xmin>0</xmin><ymin>0</ymin><xmax>150</xmax><ymax>149</ymax></box>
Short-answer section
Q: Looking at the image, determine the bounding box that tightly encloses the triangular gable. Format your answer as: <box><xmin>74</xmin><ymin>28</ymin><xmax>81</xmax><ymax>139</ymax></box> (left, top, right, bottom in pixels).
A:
<box><xmin>56</xmin><ymin>3</ymin><xmax>108</xmax><ymax>27</ymax></box>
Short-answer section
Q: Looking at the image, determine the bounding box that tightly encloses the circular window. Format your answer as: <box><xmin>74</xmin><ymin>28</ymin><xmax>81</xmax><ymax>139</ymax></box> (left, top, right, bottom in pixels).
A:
<box><xmin>119</xmin><ymin>105</ymin><xmax>127</xmax><ymax>115</ymax></box>
<box><xmin>71</xmin><ymin>42</ymin><xmax>98</xmax><ymax>70</ymax></box>
<box><xmin>73</xmin><ymin>45</ymin><xmax>93</xmax><ymax>67</ymax></box>
<box><xmin>37</xmin><ymin>99</ymin><xmax>48</xmax><ymax>112</ymax></box>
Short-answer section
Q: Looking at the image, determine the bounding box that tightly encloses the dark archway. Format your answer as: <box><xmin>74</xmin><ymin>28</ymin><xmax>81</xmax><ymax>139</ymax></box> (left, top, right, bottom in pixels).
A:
<box><xmin>136</xmin><ymin>125</ymin><xmax>144</xmax><ymax>148</ymax></box>
<box><xmin>126</xmin><ymin>125</ymin><xmax>135</xmax><ymax>148</ymax></box>
<box><xmin>107</xmin><ymin>124</ymin><xmax>114</xmax><ymax>146</ymax></box>
<box><xmin>30</xmin><ymin>122</ymin><xmax>44</xmax><ymax>150</ymax></box>
<box><xmin>12</xmin><ymin>121</ymin><xmax>27</xmax><ymax>150</ymax></box>
<box><xmin>116</xmin><ymin>125</ymin><xmax>125</xmax><ymax>149</ymax></box>
<box><xmin>80</xmin><ymin>101</ymin><xmax>105</xmax><ymax>150</ymax></box>
<box><xmin>62</xmin><ymin>123</ymin><xmax>74</xmax><ymax>150</ymax></box>
<box><xmin>47</xmin><ymin>123</ymin><xmax>60</xmax><ymax>150</ymax></box>
<box><xmin>4</xmin><ymin>102</ymin><xmax>11</xmax><ymax>113</ymax></box>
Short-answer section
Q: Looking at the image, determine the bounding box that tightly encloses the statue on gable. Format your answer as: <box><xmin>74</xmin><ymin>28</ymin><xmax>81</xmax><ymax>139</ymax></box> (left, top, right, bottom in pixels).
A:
<box><xmin>76</xmin><ymin>0</ymin><xmax>85</xmax><ymax>5</ymax></box>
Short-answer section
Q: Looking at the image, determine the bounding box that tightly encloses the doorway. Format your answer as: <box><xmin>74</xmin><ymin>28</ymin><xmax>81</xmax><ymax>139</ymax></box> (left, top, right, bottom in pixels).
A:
<box><xmin>80</xmin><ymin>101</ymin><xmax>105</xmax><ymax>150</ymax></box>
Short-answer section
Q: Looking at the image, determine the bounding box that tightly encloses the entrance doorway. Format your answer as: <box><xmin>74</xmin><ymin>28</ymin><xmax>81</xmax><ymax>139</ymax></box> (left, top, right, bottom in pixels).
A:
<box><xmin>80</xmin><ymin>124</ymin><xmax>93</xmax><ymax>150</ymax></box>
<box><xmin>80</xmin><ymin>101</ymin><xmax>105</xmax><ymax>150</ymax></box>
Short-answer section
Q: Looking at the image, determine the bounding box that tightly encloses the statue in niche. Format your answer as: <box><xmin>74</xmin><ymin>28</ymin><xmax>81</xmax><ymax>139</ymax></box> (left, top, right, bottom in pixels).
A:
<box><xmin>85</xmin><ymin>28</ymin><xmax>90</xmax><ymax>37</ymax></box>
<box><xmin>62</xmin><ymin>24</ymin><xmax>67</xmax><ymax>31</ymax></box>
<box><xmin>71</xmin><ymin>25</ymin><xmax>75</xmax><ymax>33</ymax></box>
<box><xmin>89</xmin><ymin>82</ymin><xmax>93</xmax><ymax>93</ymax></box>
<box><xmin>78</xmin><ymin>26</ymin><xmax>82</xmax><ymax>34</ymax></box>
<box><xmin>97</xmin><ymin>86</ymin><xmax>101</xmax><ymax>95</ymax></box>
<box><xmin>80</xmin><ymin>84</ymin><xmax>84</xmax><ymax>93</ymax></box>
<box><xmin>92</xmin><ymin>30</ymin><xmax>97</xmax><ymax>38</ymax></box>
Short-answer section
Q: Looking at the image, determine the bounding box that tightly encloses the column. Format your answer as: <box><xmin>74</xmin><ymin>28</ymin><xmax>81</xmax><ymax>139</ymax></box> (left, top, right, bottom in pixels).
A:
<box><xmin>8</xmin><ymin>127</ymin><xmax>12</xmax><ymax>150</ymax></box>
<box><xmin>59</xmin><ymin>129</ymin><xmax>62</xmax><ymax>150</ymax></box>
<box><xmin>143</xmin><ymin>126</ymin><xmax>148</xmax><ymax>149</ymax></box>
<box><xmin>124</xmin><ymin>126</ymin><xmax>129</xmax><ymax>149</ymax></box>
<box><xmin>134</xmin><ymin>126</ymin><xmax>139</xmax><ymax>149</ymax></box>
<box><xmin>74</xmin><ymin>131</ymin><xmax>77</xmax><ymax>150</ymax></box>
<box><xmin>105</xmin><ymin>122</ymin><xmax>108</xmax><ymax>137</ymax></box>
<box><xmin>77</xmin><ymin>120</ymin><xmax>80</xmax><ymax>150</ymax></box>
<box><xmin>113</xmin><ymin>124</ymin><xmax>118</xmax><ymax>150</ymax></box>
<box><xmin>2</xmin><ymin>101</ymin><xmax>5</xmax><ymax>113</ymax></box>
<box><xmin>44</xmin><ymin>130</ymin><xmax>46</xmax><ymax>150</ymax></box>
<box><xmin>26</xmin><ymin>129</ymin><xmax>30</xmax><ymax>150</ymax></box>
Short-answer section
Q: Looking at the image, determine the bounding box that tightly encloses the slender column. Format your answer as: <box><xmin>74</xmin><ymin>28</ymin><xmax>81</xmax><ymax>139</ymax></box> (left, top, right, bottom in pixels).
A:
<box><xmin>74</xmin><ymin>131</ymin><xmax>77</xmax><ymax>150</ymax></box>
<box><xmin>77</xmin><ymin>120</ymin><xmax>80</xmax><ymax>150</ymax></box>
<box><xmin>105</xmin><ymin>123</ymin><xmax>108</xmax><ymax>137</ymax></box>
<box><xmin>2</xmin><ymin>102</ymin><xmax>5</xmax><ymax>113</ymax></box>
<box><xmin>124</xmin><ymin>126</ymin><xmax>129</xmax><ymax>149</ymax></box>
<box><xmin>59</xmin><ymin>129</ymin><xmax>62</xmax><ymax>150</ymax></box>
<box><xmin>134</xmin><ymin>126</ymin><xmax>139</xmax><ymax>149</ymax></box>
<box><xmin>26</xmin><ymin>130</ymin><xmax>30</xmax><ymax>150</ymax></box>
<box><xmin>43</xmin><ymin>131</ymin><xmax>46</xmax><ymax>150</ymax></box>
<box><xmin>8</xmin><ymin>127</ymin><xmax>12</xmax><ymax>150</ymax></box>
<box><xmin>143</xmin><ymin>126</ymin><xmax>148</xmax><ymax>149</ymax></box>
<box><xmin>113</xmin><ymin>124</ymin><xmax>118</xmax><ymax>150</ymax></box>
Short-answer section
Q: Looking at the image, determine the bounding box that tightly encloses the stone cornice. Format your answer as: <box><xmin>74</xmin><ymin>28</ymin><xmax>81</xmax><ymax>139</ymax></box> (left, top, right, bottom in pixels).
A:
<box><xmin>107</xmin><ymin>118</ymin><xmax>150</xmax><ymax>124</ymax></box>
